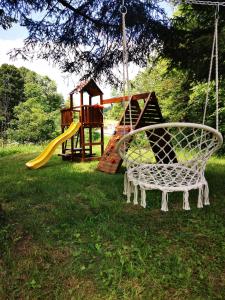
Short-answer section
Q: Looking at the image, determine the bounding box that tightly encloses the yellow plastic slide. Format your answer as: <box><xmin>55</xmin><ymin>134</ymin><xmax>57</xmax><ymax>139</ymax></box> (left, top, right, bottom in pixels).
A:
<box><xmin>26</xmin><ymin>122</ymin><xmax>81</xmax><ymax>169</ymax></box>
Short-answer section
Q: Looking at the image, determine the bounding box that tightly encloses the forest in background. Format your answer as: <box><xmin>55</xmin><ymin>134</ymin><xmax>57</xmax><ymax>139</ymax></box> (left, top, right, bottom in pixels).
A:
<box><xmin>0</xmin><ymin>64</ymin><xmax>63</xmax><ymax>144</ymax></box>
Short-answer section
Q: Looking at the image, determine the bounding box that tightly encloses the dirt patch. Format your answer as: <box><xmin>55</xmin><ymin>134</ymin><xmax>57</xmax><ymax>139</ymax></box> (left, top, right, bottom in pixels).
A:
<box><xmin>33</xmin><ymin>203</ymin><xmax>56</xmax><ymax>211</ymax></box>
<box><xmin>123</xmin><ymin>203</ymin><xmax>144</xmax><ymax>214</ymax></box>
<box><xmin>208</xmin><ymin>272</ymin><xmax>225</xmax><ymax>295</ymax></box>
<box><xmin>65</xmin><ymin>276</ymin><xmax>99</xmax><ymax>299</ymax></box>
<box><xmin>14</xmin><ymin>233</ymin><xmax>33</xmax><ymax>257</ymax></box>
<box><xmin>51</xmin><ymin>247</ymin><xmax>72</xmax><ymax>264</ymax></box>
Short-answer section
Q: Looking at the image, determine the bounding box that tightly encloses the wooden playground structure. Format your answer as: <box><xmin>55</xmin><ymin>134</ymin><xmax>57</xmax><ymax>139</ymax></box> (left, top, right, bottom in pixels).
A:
<box><xmin>60</xmin><ymin>79</ymin><xmax>169</xmax><ymax>173</ymax></box>
<box><xmin>60</xmin><ymin>79</ymin><xmax>104</xmax><ymax>162</ymax></box>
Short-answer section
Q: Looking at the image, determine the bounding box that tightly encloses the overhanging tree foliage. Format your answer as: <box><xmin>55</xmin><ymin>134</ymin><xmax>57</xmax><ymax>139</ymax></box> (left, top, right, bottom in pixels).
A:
<box><xmin>162</xmin><ymin>1</ymin><xmax>225</xmax><ymax>81</ymax></box>
<box><xmin>0</xmin><ymin>0</ymin><xmax>170</xmax><ymax>85</ymax></box>
<box><xmin>0</xmin><ymin>8</ymin><xmax>15</xmax><ymax>29</ymax></box>
<box><xmin>1</xmin><ymin>1</ymin><xmax>225</xmax><ymax>85</ymax></box>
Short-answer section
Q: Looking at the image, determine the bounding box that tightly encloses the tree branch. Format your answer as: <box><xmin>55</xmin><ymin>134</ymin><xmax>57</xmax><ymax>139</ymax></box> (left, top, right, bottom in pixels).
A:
<box><xmin>57</xmin><ymin>0</ymin><xmax>116</xmax><ymax>28</ymax></box>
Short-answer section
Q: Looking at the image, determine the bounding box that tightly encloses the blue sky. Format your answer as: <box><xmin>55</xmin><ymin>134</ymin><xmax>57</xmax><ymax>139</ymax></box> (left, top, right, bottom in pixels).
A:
<box><xmin>0</xmin><ymin>2</ymin><xmax>173</xmax><ymax>99</ymax></box>
<box><xmin>0</xmin><ymin>24</ymin><xmax>28</xmax><ymax>40</ymax></box>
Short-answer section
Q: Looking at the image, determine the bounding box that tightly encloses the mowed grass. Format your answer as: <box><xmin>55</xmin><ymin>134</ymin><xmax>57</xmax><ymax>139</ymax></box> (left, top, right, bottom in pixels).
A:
<box><xmin>0</xmin><ymin>144</ymin><xmax>225</xmax><ymax>299</ymax></box>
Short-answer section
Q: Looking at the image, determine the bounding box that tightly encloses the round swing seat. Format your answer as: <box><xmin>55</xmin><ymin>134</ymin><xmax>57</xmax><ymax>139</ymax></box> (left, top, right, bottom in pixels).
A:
<box><xmin>128</xmin><ymin>163</ymin><xmax>202</xmax><ymax>191</ymax></box>
<box><xmin>117</xmin><ymin>123</ymin><xmax>223</xmax><ymax>211</ymax></box>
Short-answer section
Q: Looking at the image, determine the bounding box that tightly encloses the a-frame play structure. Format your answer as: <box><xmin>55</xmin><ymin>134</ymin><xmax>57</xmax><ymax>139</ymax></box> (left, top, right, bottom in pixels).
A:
<box><xmin>97</xmin><ymin>92</ymin><xmax>176</xmax><ymax>174</ymax></box>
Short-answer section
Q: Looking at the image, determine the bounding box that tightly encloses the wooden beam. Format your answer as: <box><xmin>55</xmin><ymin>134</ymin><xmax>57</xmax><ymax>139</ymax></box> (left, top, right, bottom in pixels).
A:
<box><xmin>102</xmin><ymin>92</ymin><xmax>150</xmax><ymax>105</ymax></box>
<box><xmin>100</xmin><ymin>94</ymin><xmax>103</xmax><ymax>105</ymax></box>
<box><xmin>70</xmin><ymin>93</ymin><xmax>73</xmax><ymax>110</ymax></box>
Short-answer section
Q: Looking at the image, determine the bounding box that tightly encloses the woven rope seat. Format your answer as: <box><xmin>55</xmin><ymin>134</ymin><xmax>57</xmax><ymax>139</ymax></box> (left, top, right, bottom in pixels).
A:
<box><xmin>116</xmin><ymin>123</ymin><xmax>223</xmax><ymax>211</ymax></box>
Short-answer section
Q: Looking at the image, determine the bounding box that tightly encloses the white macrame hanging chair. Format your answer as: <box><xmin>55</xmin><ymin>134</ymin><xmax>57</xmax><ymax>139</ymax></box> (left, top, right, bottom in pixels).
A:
<box><xmin>116</xmin><ymin>0</ymin><xmax>223</xmax><ymax>211</ymax></box>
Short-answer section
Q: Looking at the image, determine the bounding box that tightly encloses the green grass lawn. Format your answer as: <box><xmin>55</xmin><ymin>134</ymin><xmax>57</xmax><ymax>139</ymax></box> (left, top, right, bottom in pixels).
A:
<box><xmin>0</xmin><ymin>144</ymin><xmax>225</xmax><ymax>299</ymax></box>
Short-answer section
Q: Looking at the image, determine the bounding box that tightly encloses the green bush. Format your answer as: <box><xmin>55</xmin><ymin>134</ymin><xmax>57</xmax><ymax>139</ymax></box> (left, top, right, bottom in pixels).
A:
<box><xmin>8</xmin><ymin>99</ymin><xmax>59</xmax><ymax>144</ymax></box>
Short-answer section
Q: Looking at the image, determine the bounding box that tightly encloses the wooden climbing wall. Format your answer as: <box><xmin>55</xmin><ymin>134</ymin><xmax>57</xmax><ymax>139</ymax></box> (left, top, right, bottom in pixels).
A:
<box><xmin>97</xmin><ymin>97</ymin><xmax>143</xmax><ymax>173</ymax></box>
<box><xmin>97</xmin><ymin>95</ymin><xmax>146</xmax><ymax>173</ymax></box>
<box><xmin>97</xmin><ymin>125</ymin><xmax>131</xmax><ymax>174</ymax></box>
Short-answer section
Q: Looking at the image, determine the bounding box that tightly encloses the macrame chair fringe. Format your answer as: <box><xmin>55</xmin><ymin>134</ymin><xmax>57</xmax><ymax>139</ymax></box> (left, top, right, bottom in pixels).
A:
<box><xmin>126</xmin><ymin>179</ymin><xmax>131</xmax><ymax>203</ymax></box>
<box><xmin>140</xmin><ymin>189</ymin><xmax>146</xmax><ymax>208</ymax></box>
<box><xmin>204</xmin><ymin>181</ymin><xmax>210</xmax><ymax>205</ymax></box>
<box><xmin>116</xmin><ymin>123</ymin><xmax>223</xmax><ymax>212</ymax></box>
<box><xmin>197</xmin><ymin>186</ymin><xmax>204</xmax><ymax>208</ymax></box>
<box><xmin>123</xmin><ymin>172</ymin><xmax>128</xmax><ymax>196</ymax></box>
<box><xmin>183</xmin><ymin>190</ymin><xmax>190</xmax><ymax>211</ymax></box>
<box><xmin>130</xmin><ymin>181</ymin><xmax>135</xmax><ymax>194</ymax></box>
<box><xmin>161</xmin><ymin>191</ymin><xmax>169</xmax><ymax>212</ymax></box>
<box><xmin>133</xmin><ymin>184</ymin><xmax>138</xmax><ymax>205</ymax></box>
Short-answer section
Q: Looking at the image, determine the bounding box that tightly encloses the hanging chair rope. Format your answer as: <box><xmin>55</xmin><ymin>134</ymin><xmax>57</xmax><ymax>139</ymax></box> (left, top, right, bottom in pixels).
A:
<box><xmin>120</xmin><ymin>0</ymin><xmax>133</xmax><ymax>129</ymax></box>
<box><xmin>215</xmin><ymin>4</ymin><xmax>219</xmax><ymax>131</ymax></box>
<box><xmin>121</xmin><ymin>1</ymin><xmax>129</xmax><ymax>96</ymax></box>
<box><xmin>120</xmin><ymin>0</ymin><xmax>221</xmax><ymax>131</ymax></box>
<box><xmin>203</xmin><ymin>4</ymin><xmax>219</xmax><ymax>130</ymax></box>
<box><xmin>203</xmin><ymin>18</ymin><xmax>216</xmax><ymax>127</ymax></box>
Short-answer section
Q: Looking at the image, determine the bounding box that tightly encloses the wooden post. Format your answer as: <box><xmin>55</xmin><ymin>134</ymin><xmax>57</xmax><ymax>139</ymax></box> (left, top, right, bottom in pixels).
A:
<box><xmin>100</xmin><ymin>94</ymin><xmax>103</xmax><ymax>105</ymax></box>
<box><xmin>62</xmin><ymin>126</ymin><xmax>65</xmax><ymax>155</ymax></box>
<box><xmin>100</xmin><ymin>94</ymin><xmax>104</xmax><ymax>156</ymax></box>
<box><xmin>89</xmin><ymin>95</ymin><xmax>92</xmax><ymax>156</ymax></box>
<box><xmin>71</xmin><ymin>135</ymin><xmax>74</xmax><ymax>160</ymax></box>
<box><xmin>80</xmin><ymin>92</ymin><xmax>85</xmax><ymax>161</ymax></box>
<box><xmin>80</xmin><ymin>91</ymin><xmax>84</xmax><ymax>117</ymax></box>
<box><xmin>89</xmin><ymin>127</ymin><xmax>92</xmax><ymax>157</ymax></box>
<box><xmin>61</xmin><ymin>110</ymin><xmax>65</xmax><ymax>156</ymax></box>
<box><xmin>101</xmin><ymin>125</ymin><xmax>104</xmax><ymax>156</ymax></box>
<box><xmin>70</xmin><ymin>94</ymin><xmax>74</xmax><ymax>159</ymax></box>
<box><xmin>70</xmin><ymin>93</ymin><xmax>73</xmax><ymax>109</ymax></box>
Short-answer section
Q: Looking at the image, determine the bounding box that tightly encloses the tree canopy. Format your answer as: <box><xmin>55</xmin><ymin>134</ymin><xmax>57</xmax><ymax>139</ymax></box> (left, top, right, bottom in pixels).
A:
<box><xmin>1</xmin><ymin>1</ymin><xmax>225</xmax><ymax>84</ymax></box>
<box><xmin>0</xmin><ymin>7</ymin><xmax>15</xmax><ymax>29</ymax></box>
<box><xmin>1</xmin><ymin>0</ymin><xmax>169</xmax><ymax>85</ymax></box>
